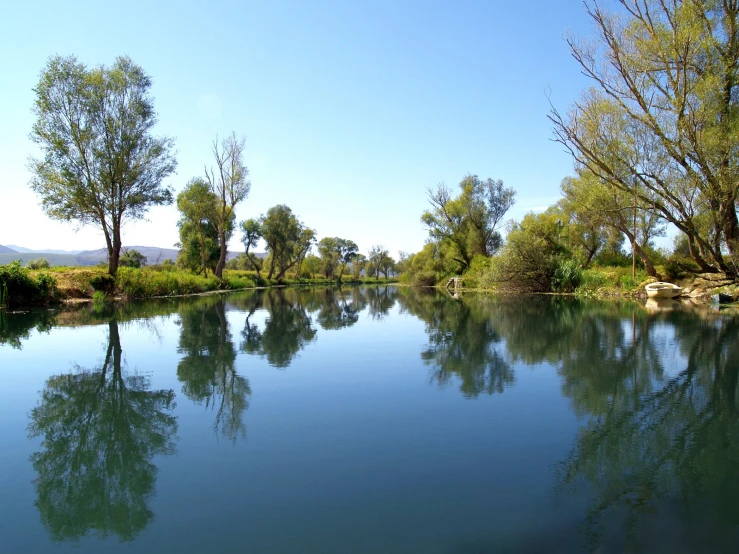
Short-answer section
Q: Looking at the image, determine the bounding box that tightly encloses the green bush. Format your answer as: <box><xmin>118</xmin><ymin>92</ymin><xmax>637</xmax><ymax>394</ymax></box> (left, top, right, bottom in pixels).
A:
<box><xmin>0</xmin><ymin>260</ymin><xmax>57</xmax><ymax>307</ymax></box>
<box><xmin>551</xmin><ymin>259</ymin><xmax>582</xmax><ymax>293</ymax></box>
<box><xmin>413</xmin><ymin>271</ymin><xmax>438</xmax><ymax>287</ymax></box>
<box><xmin>90</xmin><ymin>273</ymin><xmax>116</xmax><ymax>292</ymax></box>
<box><xmin>27</xmin><ymin>258</ymin><xmax>50</xmax><ymax>270</ymax></box>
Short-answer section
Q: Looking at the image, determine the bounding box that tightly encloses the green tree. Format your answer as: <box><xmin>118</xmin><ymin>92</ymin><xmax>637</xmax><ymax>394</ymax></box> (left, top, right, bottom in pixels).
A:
<box><xmin>29</xmin><ymin>55</ymin><xmax>176</xmax><ymax>276</ymax></box>
<box><xmin>259</xmin><ymin>205</ymin><xmax>313</xmax><ymax>280</ymax></box>
<box><xmin>119</xmin><ymin>249</ymin><xmax>147</xmax><ymax>268</ymax></box>
<box><xmin>317</xmin><ymin>237</ymin><xmax>359</xmax><ymax>281</ymax></box>
<box><xmin>203</xmin><ymin>133</ymin><xmax>250</xmax><ymax>278</ymax></box>
<box><xmin>302</xmin><ymin>254</ymin><xmax>322</xmax><ymax>279</ymax></box>
<box><xmin>550</xmin><ymin>0</ymin><xmax>739</xmax><ymax>276</ymax></box>
<box><xmin>368</xmin><ymin>245</ymin><xmax>390</xmax><ymax>281</ymax></box>
<box><xmin>28</xmin><ymin>319</ymin><xmax>177</xmax><ymax>542</ymax></box>
<box><xmin>561</xmin><ymin>172</ymin><xmax>664</xmax><ymax>275</ymax></box>
<box><xmin>176</xmin><ymin>178</ymin><xmax>220</xmax><ymax>276</ymax></box>
<box><xmin>239</xmin><ymin>218</ymin><xmax>263</xmax><ymax>276</ymax></box>
<box><xmin>351</xmin><ymin>253</ymin><xmax>367</xmax><ymax>279</ymax></box>
<box><xmin>422</xmin><ymin>175</ymin><xmax>515</xmax><ymax>270</ymax></box>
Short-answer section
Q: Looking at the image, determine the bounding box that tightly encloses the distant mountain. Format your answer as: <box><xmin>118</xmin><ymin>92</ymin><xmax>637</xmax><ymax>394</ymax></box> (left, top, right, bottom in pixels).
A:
<box><xmin>77</xmin><ymin>246</ymin><xmax>180</xmax><ymax>264</ymax></box>
<box><xmin>0</xmin><ymin>244</ymin><xmax>262</xmax><ymax>267</ymax></box>
<box><xmin>6</xmin><ymin>245</ymin><xmax>82</xmax><ymax>255</ymax></box>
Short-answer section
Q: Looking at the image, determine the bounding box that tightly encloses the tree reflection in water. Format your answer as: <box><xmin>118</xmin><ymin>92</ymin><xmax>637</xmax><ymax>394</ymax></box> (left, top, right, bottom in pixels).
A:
<box><xmin>397</xmin><ymin>289</ymin><xmax>513</xmax><ymax>397</ymax></box>
<box><xmin>27</xmin><ymin>319</ymin><xmax>177</xmax><ymax>542</ymax></box>
<box><xmin>177</xmin><ymin>297</ymin><xmax>251</xmax><ymax>442</ymax></box>
<box><xmin>553</xmin><ymin>308</ymin><xmax>739</xmax><ymax>552</ymax></box>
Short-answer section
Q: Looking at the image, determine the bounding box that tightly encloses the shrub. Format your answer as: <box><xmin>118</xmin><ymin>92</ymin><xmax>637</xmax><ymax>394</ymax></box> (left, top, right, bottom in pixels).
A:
<box><xmin>90</xmin><ymin>273</ymin><xmax>116</xmax><ymax>292</ymax></box>
<box><xmin>27</xmin><ymin>258</ymin><xmax>50</xmax><ymax>269</ymax></box>
<box><xmin>551</xmin><ymin>259</ymin><xmax>582</xmax><ymax>293</ymax></box>
<box><xmin>0</xmin><ymin>260</ymin><xmax>57</xmax><ymax>307</ymax></box>
<box><xmin>413</xmin><ymin>271</ymin><xmax>438</xmax><ymax>287</ymax></box>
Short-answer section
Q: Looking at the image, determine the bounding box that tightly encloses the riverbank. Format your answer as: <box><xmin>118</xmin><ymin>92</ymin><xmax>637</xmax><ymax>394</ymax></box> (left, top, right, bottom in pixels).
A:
<box><xmin>0</xmin><ymin>262</ymin><xmax>398</xmax><ymax>309</ymax></box>
<box><xmin>448</xmin><ymin>265</ymin><xmax>739</xmax><ymax>303</ymax></box>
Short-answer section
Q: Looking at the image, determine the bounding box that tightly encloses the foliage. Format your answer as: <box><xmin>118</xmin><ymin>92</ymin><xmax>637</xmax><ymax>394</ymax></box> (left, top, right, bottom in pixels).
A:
<box><xmin>29</xmin><ymin>55</ymin><xmax>176</xmax><ymax>276</ymax></box>
<box><xmin>203</xmin><ymin>133</ymin><xmax>250</xmax><ymax>278</ymax></box>
<box><xmin>550</xmin><ymin>0</ymin><xmax>739</xmax><ymax>276</ymax></box>
<box><xmin>422</xmin><ymin>174</ymin><xmax>515</xmax><ymax>270</ymax></box>
<box><xmin>176</xmin><ymin>178</ymin><xmax>221</xmax><ymax>276</ymax></box>
<box><xmin>239</xmin><ymin>218</ymin><xmax>264</xmax><ymax>275</ymax></box>
<box><xmin>491</xmin><ymin>212</ymin><xmax>568</xmax><ymax>292</ymax></box>
<box><xmin>115</xmin><ymin>267</ymin><xmax>253</xmax><ymax>298</ymax></box>
<box><xmin>551</xmin><ymin>259</ymin><xmax>582</xmax><ymax>293</ymax></box>
<box><xmin>120</xmin><ymin>249</ymin><xmax>147</xmax><ymax>269</ymax></box>
<box><xmin>0</xmin><ymin>260</ymin><xmax>57</xmax><ymax>307</ymax></box>
<box><xmin>259</xmin><ymin>205</ymin><xmax>314</xmax><ymax>280</ymax></box>
<box><xmin>317</xmin><ymin>237</ymin><xmax>358</xmax><ymax>280</ymax></box>
<box><xmin>27</xmin><ymin>258</ymin><xmax>50</xmax><ymax>270</ymax></box>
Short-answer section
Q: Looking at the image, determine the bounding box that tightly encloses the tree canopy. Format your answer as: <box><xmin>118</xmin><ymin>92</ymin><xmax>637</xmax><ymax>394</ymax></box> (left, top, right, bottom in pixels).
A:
<box><xmin>550</xmin><ymin>0</ymin><xmax>739</xmax><ymax>276</ymax></box>
<box><xmin>29</xmin><ymin>55</ymin><xmax>176</xmax><ymax>276</ymax></box>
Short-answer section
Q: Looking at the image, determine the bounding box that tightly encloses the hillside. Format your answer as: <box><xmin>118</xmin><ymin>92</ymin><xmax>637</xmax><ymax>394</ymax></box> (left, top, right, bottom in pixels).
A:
<box><xmin>0</xmin><ymin>245</ymin><xmax>17</xmax><ymax>254</ymax></box>
<box><xmin>0</xmin><ymin>252</ymin><xmax>99</xmax><ymax>267</ymax></box>
<box><xmin>6</xmin><ymin>245</ymin><xmax>82</xmax><ymax>255</ymax></box>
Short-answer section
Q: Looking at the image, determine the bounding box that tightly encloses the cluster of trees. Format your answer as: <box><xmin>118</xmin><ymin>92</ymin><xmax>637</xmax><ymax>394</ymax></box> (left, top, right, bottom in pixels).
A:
<box><xmin>30</xmin><ymin>0</ymin><xmax>739</xmax><ymax>288</ymax></box>
<box><xmin>28</xmin><ymin>55</ymin><xmax>392</xmax><ymax>283</ymax></box>
<box><xmin>399</xmin><ymin>1</ymin><xmax>739</xmax><ymax>291</ymax></box>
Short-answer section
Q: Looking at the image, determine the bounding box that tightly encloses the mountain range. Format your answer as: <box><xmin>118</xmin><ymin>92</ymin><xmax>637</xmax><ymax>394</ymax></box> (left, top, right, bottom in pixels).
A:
<box><xmin>0</xmin><ymin>244</ymin><xmax>253</xmax><ymax>267</ymax></box>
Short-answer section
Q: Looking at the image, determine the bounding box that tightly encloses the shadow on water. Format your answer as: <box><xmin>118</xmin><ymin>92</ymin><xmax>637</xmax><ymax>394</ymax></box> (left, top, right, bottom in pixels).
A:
<box><xmin>27</xmin><ymin>319</ymin><xmax>177</xmax><ymax>542</ymax></box>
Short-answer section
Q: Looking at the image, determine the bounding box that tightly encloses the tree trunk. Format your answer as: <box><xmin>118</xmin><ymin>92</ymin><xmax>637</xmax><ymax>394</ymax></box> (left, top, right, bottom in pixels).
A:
<box><xmin>108</xmin><ymin>226</ymin><xmax>121</xmax><ymax>277</ymax></box>
<box><xmin>215</xmin><ymin>229</ymin><xmax>227</xmax><ymax>279</ymax></box>
<box><xmin>621</xmin><ymin>228</ymin><xmax>656</xmax><ymax>277</ymax></box>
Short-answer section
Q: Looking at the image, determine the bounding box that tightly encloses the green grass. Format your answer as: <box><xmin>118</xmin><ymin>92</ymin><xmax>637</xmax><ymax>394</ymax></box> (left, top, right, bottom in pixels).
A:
<box><xmin>577</xmin><ymin>266</ymin><xmax>650</xmax><ymax>296</ymax></box>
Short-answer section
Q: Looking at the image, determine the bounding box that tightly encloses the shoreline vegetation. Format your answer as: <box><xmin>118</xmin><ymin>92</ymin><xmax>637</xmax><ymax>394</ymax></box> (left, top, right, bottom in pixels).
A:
<box><xmin>0</xmin><ymin>261</ymin><xmax>399</xmax><ymax>309</ymax></box>
<box><xmin>1</xmin><ymin>258</ymin><xmax>736</xmax><ymax>311</ymax></box>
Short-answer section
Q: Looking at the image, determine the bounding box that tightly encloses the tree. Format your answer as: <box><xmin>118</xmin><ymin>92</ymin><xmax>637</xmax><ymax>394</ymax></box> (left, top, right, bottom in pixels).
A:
<box><xmin>380</xmin><ymin>254</ymin><xmax>396</xmax><ymax>279</ymax></box>
<box><xmin>119</xmin><ymin>249</ymin><xmax>147</xmax><ymax>269</ymax></box>
<box><xmin>550</xmin><ymin>0</ymin><xmax>739</xmax><ymax>276</ymax></box>
<box><xmin>561</xmin><ymin>172</ymin><xmax>664</xmax><ymax>276</ymax></box>
<box><xmin>351</xmin><ymin>253</ymin><xmax>367</xmax><ymax>279</ymax></box>
<box><xmin>317</xmin><ymin>237</ymin><xmax>359</xmax><ymax>281</ymax></box>
<box><xmin>422</xmin><ymin>175</ymin><xmax>515</xmax><ymax>270</ymax></box>
<box><xmin>259</xmin><ymin>205</ymin><xmax>313</xmax><ymax>280</ymax></box>
<box><xmin>204</xmin><ymin>133</ymin><xmax>250</xmax><ymax>278</ymax></box>
<box><xmin>176</xmin><ymin>178</ymin><xmax>220</xmax><ymax>276</ymax></box>
<box><xmin>368</xmin><ymin>245</ymin><xmax>390</xmax><ymax>280</ymax></box>
<box><xmin>239</xmin><ymin>218</ymin><xmax>264</xmax><ymax>276</ymax></box>
<box><xmin>29</xmin><ymin>55</ymin><xmax>176</xmax><ymax>276</ymax></box>
<box><xmin>302</xmin><ymin>254</ymin><xmax>322</xmax><ymax>279</ymax></box>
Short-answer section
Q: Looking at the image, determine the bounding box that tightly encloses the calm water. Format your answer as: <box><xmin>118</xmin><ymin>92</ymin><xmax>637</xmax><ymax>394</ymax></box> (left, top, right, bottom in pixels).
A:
<box><xmin>1</xmin><ymin>287</ymin><xmax>738</xmax><ymax>553</ymax></box>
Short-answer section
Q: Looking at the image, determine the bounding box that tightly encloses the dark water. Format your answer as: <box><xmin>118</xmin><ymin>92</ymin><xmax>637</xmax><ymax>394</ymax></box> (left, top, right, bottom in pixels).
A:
<box><xmin>1</xmin><ymin>287</ymin><xmax>738</xmax><ymax>553</ymax></box>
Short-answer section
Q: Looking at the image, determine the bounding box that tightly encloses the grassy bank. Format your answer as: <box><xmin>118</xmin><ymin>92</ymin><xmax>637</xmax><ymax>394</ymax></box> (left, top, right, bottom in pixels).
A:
<box><xmin>0</xmin><ymin>263</ymin><xmax>398</xmax><ymax>308</ymax></box>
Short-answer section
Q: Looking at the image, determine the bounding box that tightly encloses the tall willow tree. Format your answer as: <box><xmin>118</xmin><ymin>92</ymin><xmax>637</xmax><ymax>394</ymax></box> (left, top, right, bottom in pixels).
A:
<box><xmin>204</xmin><ymin>133</ymin><xmax>250</xmax><ymax>278</ymax></box>
<box><xmin>550</xmin><ymin>0</ymin><xmax>739</xmax><ymax>276</ymax></box>
<box><xmin>29</xmin><ymin>56</ymin><xmax>176</xmax><ymax>276</ymax></box>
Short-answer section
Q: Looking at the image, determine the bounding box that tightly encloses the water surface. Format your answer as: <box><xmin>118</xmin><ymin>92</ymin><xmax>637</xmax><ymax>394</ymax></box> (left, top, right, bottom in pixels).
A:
<box><xmin>1</xmin><ymin>287</ymin><xmax>738</xmax><ymax>553</ymax></box>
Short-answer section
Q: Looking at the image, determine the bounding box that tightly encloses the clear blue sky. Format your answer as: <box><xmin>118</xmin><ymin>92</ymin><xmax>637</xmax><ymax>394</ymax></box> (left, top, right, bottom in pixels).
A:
<box><xmin>0</xmin><ymin>0</ymin><xmax>599</xmax><ymax>256</ymax></box>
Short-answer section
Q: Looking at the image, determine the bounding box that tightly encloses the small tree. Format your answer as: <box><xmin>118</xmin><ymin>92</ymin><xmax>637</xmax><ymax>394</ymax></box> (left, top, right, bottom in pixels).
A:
<box><xmin>120</xmin><ymin>249</ymin><xmax>147</xmax><ymax>268</ymax></box>
<box><xmin>177</xmin><ymin>178</ymin><xmax>221</xmax><ymax>276</ymax></box>
<box><xmin>204</xmin><ymin>133</ymin><xmax>250</xmax><ymax>278</ymax></box>
<box><xmin>29</xmin><ymin>55</ymin><xmax>176</xmax><ymax>276</ymax></box>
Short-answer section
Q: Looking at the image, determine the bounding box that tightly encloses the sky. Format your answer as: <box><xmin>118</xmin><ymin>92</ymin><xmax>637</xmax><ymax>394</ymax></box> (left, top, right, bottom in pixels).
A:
<box><xmin>0</xmin><ymin>0</ymin><xmax>601</xmax><ymax>256</ymax></box>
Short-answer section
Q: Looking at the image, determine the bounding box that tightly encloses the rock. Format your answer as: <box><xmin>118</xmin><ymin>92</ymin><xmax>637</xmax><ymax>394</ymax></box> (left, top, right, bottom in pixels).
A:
<box><xmin>697</xmin><ymin>272</ymin><xmax>731</xmax><ymax>282</ymax></box>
